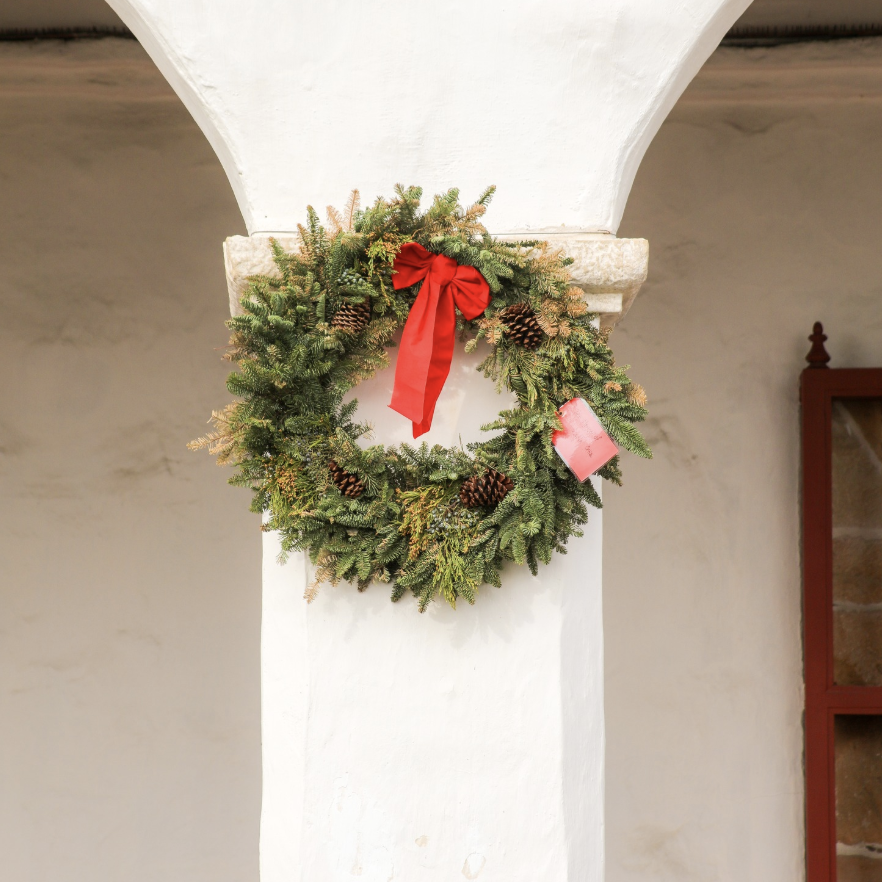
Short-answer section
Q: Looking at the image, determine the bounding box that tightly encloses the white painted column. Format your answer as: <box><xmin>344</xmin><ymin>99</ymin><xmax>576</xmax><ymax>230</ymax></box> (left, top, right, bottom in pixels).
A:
<box><xmin>261</xmin><ymin>516</ymin><xmax>603</xmax><ymax>881</ymax></box>
<box><xmin>102</xmin><ymin>0</ymin><xmax>750</xmax><ymax>877</ymax></box>
<box><xmin>226</xmin><ymin>236</ymin><xmax>647</xmax><ymax>881</ymax></box>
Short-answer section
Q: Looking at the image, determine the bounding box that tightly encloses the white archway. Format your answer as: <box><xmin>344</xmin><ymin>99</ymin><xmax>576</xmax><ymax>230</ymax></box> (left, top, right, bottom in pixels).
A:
<box><xmin>105</xmin><ymin>0</ymin><xmax>753</xmax><ymax>234</ymax></box>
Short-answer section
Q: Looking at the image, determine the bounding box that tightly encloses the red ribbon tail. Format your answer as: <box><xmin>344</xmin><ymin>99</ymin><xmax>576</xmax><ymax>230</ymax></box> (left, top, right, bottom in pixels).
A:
<box><xmin>389</xmin><ymin>277</ymin><xmax>456</xmax><ymax>438</ymax></box>
<box><xmin>385</xmin><ymin>402</ymin><xmax>431</xmax><ymax>438</ymax></box>
<box><xmin>412</xmin><ymin>417</ymin><xmax>432</xmax><ymax>439</ymax></box>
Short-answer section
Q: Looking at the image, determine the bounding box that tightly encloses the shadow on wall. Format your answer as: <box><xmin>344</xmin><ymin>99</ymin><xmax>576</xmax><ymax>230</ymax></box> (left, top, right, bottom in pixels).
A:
<box><xmin>0</xmin><ymin>37</ymin><xmax>260</xmax><ymax>882</ymax></box>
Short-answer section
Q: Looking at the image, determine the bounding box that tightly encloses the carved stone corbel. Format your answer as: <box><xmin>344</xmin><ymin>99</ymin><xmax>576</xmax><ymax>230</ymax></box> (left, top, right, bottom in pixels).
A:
<box><xmin>223</xmin><ymin>232</ymin><xmax>648</xmax><ymax>327</ymax></box>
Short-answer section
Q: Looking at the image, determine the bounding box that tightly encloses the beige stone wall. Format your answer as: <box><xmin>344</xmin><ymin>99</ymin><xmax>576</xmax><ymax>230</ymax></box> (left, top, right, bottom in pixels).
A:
<box><xmin>608</xmin><ymin>39</ymin><xmax>882</xmax><ymax>882</ymax></box>
<box><xmin>0</xmin><ymin>40</ymin><xmax>256</xmax><ymax>882</ymax></box>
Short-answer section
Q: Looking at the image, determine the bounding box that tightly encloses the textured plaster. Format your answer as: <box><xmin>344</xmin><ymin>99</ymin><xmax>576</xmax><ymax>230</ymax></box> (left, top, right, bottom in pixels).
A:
<box><xmin>0</xmin><ymin>39</ymin><xmax>257</xmax><ymax>882</ymax></box>
<box><xmin>606</xmin><ymin>37</ymin><xmax>882</xmax><ymax>882</ymax></box>
<box><xmin>262</xmin><ymin>523</ymin><xmax>605</xmax><ymax>882</ymax></box>
<box><xmin>105</xmin><ymin>0</ymin><xmax>751</xmax><ymax>234</ymax></box>
<box><xmin>222</xmin><ymin>234</ymin><xmax>299</xmax><ymax>318</ymax></box>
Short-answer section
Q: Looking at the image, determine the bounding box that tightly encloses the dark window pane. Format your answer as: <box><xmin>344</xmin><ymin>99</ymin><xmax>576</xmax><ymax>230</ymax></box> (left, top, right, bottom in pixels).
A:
<box><xmin>832</xmin><ymin>398</ymin><xmax>882</xmax><ymax>686</ymax></box>
<box><xmin>836</xmin><ymin>715</ymin><xmax>882</xmax><ymax>881</ymax></box>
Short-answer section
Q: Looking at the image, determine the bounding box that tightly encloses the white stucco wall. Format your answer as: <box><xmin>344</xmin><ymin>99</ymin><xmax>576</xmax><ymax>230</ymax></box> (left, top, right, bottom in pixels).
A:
<box><xmin>106</xmin><ymin>0</ymin><xmax>750</xmax><ymax>235</ymax></box>
<box><xmin>606</xmin><ymin>38</ymin><xmax>882</xmax><ymax>882</ymax></box>
<box><xmin>0</xmin><ymin>39</ymin><xmax>257</xmax><ymax>882</ymax></box>
<box><xmin>261</xmin><ymin>526</ymin><xmax>606</xmax><ymax>882</ymax></box>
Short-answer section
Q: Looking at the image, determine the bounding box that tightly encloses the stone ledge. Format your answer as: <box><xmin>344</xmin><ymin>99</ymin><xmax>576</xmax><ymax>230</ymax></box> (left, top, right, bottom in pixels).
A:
<box><xmin>223</xmin><ymin>234</ymin><xmax>300</xmax><ymax>317</ymax></box>
<box><xmin>224</xmin><ymin>233</ymin><xmax>647</xmax><ymax>327</ymax></box>
<box><xmin>498</xmin><ymin>232</ymin><xmax>647</xmax><ymax>325</ymax></box>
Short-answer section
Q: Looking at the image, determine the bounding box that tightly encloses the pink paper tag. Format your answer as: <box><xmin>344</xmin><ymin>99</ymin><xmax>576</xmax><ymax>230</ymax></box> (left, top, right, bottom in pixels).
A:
<box><xmin>552</xmin><ymin>398</ymin><xmax>618</xmax><ymax>482</ymax></box>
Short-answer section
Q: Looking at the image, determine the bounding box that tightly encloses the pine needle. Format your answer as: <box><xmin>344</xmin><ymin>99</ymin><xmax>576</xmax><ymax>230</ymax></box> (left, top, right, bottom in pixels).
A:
<box><xmin>344</xmin><ymin>189</ymin><xmax>361</xmax><ymax>231</ymax></box>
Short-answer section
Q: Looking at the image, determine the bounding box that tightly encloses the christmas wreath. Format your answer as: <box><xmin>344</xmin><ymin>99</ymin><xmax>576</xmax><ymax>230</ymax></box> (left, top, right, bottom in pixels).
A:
<box><xmin>192</xmin><ymin>186</ymin><xmax>651</xmax><ymax>611</ymax></box>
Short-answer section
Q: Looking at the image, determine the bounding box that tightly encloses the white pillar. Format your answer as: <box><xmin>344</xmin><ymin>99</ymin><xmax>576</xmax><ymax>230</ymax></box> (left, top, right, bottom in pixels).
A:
<box><xmin>261</xmin><ymin>515</ymin><xmax>603</xmax><ymax>881</ymax></box>
<box><xmin>108</xmin><ymin>0</ymin><xmax>749</xmax><ymax>236</ymax></box>
<box><xmin>226</xmin><ymin>236</ymin><xmax>647</xmax><ymax>881</ymax></box>
<box><xmin>102</xmin><ymin>1</ymin><xmax>749</xmax><ymax>877</ymax></box>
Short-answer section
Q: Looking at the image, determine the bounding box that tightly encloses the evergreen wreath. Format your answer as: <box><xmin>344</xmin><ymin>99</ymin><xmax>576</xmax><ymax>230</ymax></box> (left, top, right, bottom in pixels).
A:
<box><xmin>192</xmin><ymin>186</ymin><xmax>651</xmax><ymax>611</ymax></box>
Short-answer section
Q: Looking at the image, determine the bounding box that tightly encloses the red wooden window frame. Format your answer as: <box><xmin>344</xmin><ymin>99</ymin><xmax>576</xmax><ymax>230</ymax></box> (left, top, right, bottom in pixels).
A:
<box><xmin>802</xmin><ymin>325</ymin><xmax>882</xmax><ymax>882</ymax></box>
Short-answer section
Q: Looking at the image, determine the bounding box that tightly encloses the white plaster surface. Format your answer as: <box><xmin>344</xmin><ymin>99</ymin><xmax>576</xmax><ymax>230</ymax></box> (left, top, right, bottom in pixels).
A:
<box><xmin>105</xmin><ymin>0</ymin><xmax>751</xmax><ymax>235</ymax></box>
<box><xmin>256</xmin><ymin>289</ymin><xmax>606</xmax><ymax>879</ymax></box>
<box><xmin>262</xmin><ymin>522</ymin><xmax>605</xmax><ymax>882</ymax></box>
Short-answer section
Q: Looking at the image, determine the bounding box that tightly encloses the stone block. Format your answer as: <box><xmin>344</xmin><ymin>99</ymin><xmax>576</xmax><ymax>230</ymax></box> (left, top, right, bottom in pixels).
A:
<box><xmin>836</xmin><ymin>854</ymin><xmax>882</xmax><ymax>882</ymax></box>
<box><xmin>223</xmin><ymin>233</ymin><xmax>647</xmax><ymax>327</ymax></box>
<box><xmin>834</xmin><ymin>610</ymin><xmax>882</xmax><ymax>687</ymax></box>
<box><xmin>832</xmin><ymin>399</ymin><xmax>882</xmax><ymax>534</ymax></box>
<box><xmin>836</xmin><ymin>715</ymin><xmax>882</xmax><ymax>846</ymax></box>
<box><xmin>834</xmin><ymin>536</ymin><xmax>882</xmax><ymax>606</ymax></box>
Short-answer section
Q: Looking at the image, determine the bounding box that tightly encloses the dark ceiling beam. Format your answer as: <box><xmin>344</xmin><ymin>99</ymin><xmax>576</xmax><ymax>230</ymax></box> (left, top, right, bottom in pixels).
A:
<box><xmin>0</xmin><ymin>26</ymin><xmax>134</xmax><ymax>42</ymax></box>
<box><xmin>723</xmin><ymin>23</ymin><xmax>882</xmax><ymax>46</ymax></box>
<box><xmin>3</xmin><ymin>21</ymin><xmax>882</xmax><ymax>48</ymax></box>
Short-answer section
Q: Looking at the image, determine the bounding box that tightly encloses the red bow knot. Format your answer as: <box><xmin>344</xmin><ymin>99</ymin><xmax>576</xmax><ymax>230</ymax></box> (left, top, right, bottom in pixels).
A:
<box><xmin>389</xmin><ymin>243</ymin><xmax>491</xmax><ymax>438</ymax></box>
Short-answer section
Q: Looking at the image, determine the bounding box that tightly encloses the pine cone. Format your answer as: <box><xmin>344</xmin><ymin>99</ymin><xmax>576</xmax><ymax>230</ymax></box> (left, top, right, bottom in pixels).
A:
<box><xmin>459</xmin><ymin>468</ymin><xmax>514</xmax><ymax>508</ymax></box>
<box><xmin>500</xmin><ymin>302</ymin><xmax>543</xmax><ymax>350</ymax></box>
<box><xmin>331</xmin><ymin>300</ymin><xmax>371</xmax><ymax>333</ymax></box>
<box><xmin>329</xmin><ymin>460</ymin><xmax>365</xmax><ymax>498</ymax></box>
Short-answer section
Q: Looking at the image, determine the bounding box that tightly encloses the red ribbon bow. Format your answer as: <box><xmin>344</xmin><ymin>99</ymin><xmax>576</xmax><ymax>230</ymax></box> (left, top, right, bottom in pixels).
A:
<box><xmin>389</xmin><ymin>243</ymin><xmax>491</xmax><ymax>438</ymax></box>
